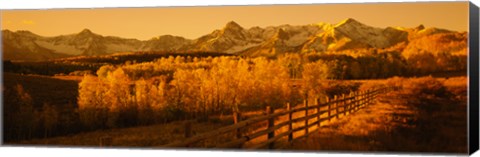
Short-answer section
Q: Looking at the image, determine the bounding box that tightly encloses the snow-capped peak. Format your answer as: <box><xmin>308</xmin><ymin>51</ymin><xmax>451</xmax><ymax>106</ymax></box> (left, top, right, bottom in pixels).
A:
<box><xmin>302</xmin><ymin>18</ymin><xmax>410</xmax><ymax>52</ymax></box>
<box><xmin>223</xmin><ymin>21</ymin><xmax>244</xmax><ymax>31</ymax></box>
<box><xmin>78</xmin><ymin>28</ymin><xmax>94</xmax><ymax>35</ymax></box>
<box><xmin>77</xmin><ymin>28</ymin><xmax>95</xmax><ymax>36</ymax></box>
<box><xmin>334</xmin><ymin>18</ymin><xmax>363</xmax><ymax>27</ymax></box>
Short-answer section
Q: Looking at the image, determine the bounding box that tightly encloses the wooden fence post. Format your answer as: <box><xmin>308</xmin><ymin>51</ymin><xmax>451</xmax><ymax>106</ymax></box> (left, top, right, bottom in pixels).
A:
<box><xmin>342</xmin><ymin>94</ymin><xmax>347</xmax><ymax>116</ymax></box>
<box><xmin>346</xmin><ymin>93</ymin><xmax>349</xmax><ymax>114</ymax></box>
<box><xmin>367</xmin><ymin>89</ymin><xmax>371</xmax><ymax>105</ymax></box>
<box><xmin>334</xmin><ymin>95</ymin><xmax>339</xmax><ymax>119</ymax></box>
<box><xmin>316</xmin><ymin>98</ymin><xmax>321</xmax><ymax>127</ymax></box>
<box><xmin>304</xmin><ymin>99</ymin><xmax>309</xmax><ymax>136</ymax></box>
<box><xmin>367</xmin><ymin>90</ymin><xmax>373</xmax><ymax>106</ymax></box>
<box><xmin>348</xmin><ymin>93</ymin><xmax>352</xmax><ymax>114</ymax></box>
<box><xmin>326</xmin><ymin>96</ymin><xmax>331</xmax><ymax>122</ymax></box>
<box><xmin>370</xmin><ymin>89</ymin><xmax>373</xmax><ymax>104</ymax></box>
<box><xmin>358</xmin><ymin>91</ymin><xmax>363</xmax><ymax>110</ymax></box>
<box><xmin>355</xmin><ymin>91</ymin><xmax>361</xmax><ymax>111</ymax></box>
<box><xmin>352</xmin><ymin>91</ymin><xmax>357</xmax><ymax>112</ymax></box>
<box><xmin>233</xmin><ymin>111</ymin><xmax>242</xmax><ymax>139</ymax></box>
<box><xmin>361</xmin><ymin>91</ymin><xmax>365</xmax><ymax>108</ymax></box>
<box><xmin>363</xmin><ymin>90</ymin><xmax>368</xmax><ymax>107</ymax></box>
<box><xmin>344</xmin><ymin>93</ymin><xmax>347</xmax><ymax>115</ymax></box>
<box><xmin>364</xmin><ymin>90</ymin><xmax>368</xmax><ymax>106</ymax></box>
<box><xmin>372</xmin><ymin>89</ymin><xmax>375</xmax><ymax>104</ymax></box>
<box><xmin>365</xmin><ymin>90</ymin><xmax>368</xmax><ymax>107</ymax></box>
<box><xmin>266</xmin><ymin>106</ymin><xmax>274</xmax><ymax>149</ymax></box>
<box><xmin>287</xmin><ymin>103</ymin><xmax>293</xmax><ymax>142</ymax></box>
<box><xmin>349</xmin><ymin>92</ymin><xmax>353</xmax><ymax>114</ymax></box>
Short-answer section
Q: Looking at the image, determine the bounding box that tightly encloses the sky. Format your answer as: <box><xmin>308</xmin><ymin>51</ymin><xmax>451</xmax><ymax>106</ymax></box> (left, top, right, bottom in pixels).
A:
<box><xmin>0</xmin><ymin>1</ymin><xmax>469</xmax><ymax>40</ymax></box>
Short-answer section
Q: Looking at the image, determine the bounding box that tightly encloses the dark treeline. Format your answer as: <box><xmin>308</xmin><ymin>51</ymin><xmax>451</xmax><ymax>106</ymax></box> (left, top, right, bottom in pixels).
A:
<box><xmin>4</xmin><ymin>60</ymin><xmax>101</xmax><ymax>76</ymax></box>
<box><xmin>3</xmin><ymin>52</ymin><xmax>233</xmax><ymax>76</ymax></box>
<box><xmin>4</xmin><ymin>50</ymin><xmax>466</xmax><ymax>79</ymax></box>
<box><xmin>56</xmin><ymin>51</ymin><xmax>233</xmax><ymax>64</ymax></box>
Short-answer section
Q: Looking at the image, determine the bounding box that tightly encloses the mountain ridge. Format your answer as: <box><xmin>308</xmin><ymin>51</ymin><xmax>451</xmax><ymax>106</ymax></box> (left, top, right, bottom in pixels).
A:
<box><xmin>1</xmin><ymin>18</ymin><xmax>466</xmax><ymax>61</ymax></box>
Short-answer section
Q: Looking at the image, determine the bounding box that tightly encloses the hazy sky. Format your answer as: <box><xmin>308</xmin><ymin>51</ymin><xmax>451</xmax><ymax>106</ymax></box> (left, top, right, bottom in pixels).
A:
<box><xmin>1</xmin><ymin>1</ymin><xmax>469</xmax><ymax>40</ymax></box>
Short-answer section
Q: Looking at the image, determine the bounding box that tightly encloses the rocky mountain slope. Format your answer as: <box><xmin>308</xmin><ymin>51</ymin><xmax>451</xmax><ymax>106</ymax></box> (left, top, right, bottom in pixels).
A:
<box><xmin>1</xmin><ymin>18</ymin><xmax>466</xmax><ymax>61</ymax></box>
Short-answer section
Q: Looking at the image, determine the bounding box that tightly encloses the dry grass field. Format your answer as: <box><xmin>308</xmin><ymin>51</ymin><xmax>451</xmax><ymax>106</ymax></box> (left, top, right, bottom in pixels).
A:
<box><xmin>12</xmin><ymin>119</ymin><xmax>227</xmax><ymax>148</ymax></box>
<box><xmin>287</xmin><ymin>76</ymin><xmax>467</xmax><ymax>153</ymax></box>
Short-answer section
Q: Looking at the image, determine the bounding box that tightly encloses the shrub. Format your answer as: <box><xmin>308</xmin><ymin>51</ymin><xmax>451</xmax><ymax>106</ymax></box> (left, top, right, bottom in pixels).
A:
<box><xmin>323</xmin><ymin>81</ymin><xmax>361</xmax><ymax>98</ymax></box>
<box><xmin>401</xmin><ymin>76</ymin><xmax>454</xmax><ymax>112</ymax></box>
<box><xmin>385</xmin><ymin>76</ymin><xmax>406</xmax><ymax>89</ymax></box>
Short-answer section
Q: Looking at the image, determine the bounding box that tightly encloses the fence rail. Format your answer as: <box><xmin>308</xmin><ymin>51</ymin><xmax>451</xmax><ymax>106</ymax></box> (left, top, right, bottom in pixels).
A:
<box><xmin>160</xmin><ymin>86</ymin><xmax>396</xmax><ymax>149</ymax></box>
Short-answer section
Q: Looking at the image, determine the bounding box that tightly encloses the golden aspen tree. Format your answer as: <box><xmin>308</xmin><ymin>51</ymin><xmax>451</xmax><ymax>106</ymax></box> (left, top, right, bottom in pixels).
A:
<box><xmin>135</xmin><ymin>79</ymin><xmax>154</xmax><ymax>124</ymax></box>
<box><xmin>105</xmin><ymin>68</ymin><xmax>135</xmax><ymax>127</ymax></box>
<box><xmin>301</xmin><ymin>60</ymin><xmax>330</xmax><ymax>100</ymax></box>
<box><xmin>78</xmin><ymin>75</ymin><xmax>109</xmax><ymax>129</ymax></box>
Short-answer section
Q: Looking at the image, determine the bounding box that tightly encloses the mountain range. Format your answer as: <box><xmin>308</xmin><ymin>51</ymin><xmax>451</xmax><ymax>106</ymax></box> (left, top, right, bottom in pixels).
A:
<box><xmin>1</xmin><ymin>18</ymin><xmax>467</xmax><ymax>61</ymax></box>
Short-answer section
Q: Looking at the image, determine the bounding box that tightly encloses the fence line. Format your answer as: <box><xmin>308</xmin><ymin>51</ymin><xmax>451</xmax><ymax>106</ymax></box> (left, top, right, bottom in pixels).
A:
<box><xmin>160</xmin><ymin>86</ymin><xmax>396</xmax><ymax>149</ymax></box>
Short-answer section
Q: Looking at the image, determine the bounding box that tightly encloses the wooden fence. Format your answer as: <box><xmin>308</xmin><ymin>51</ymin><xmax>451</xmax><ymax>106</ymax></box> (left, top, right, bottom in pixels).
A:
<box><xmin>160</xmin><ymin>86</ymin><xmax>395</xmax><ymax>149</ymax></box>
